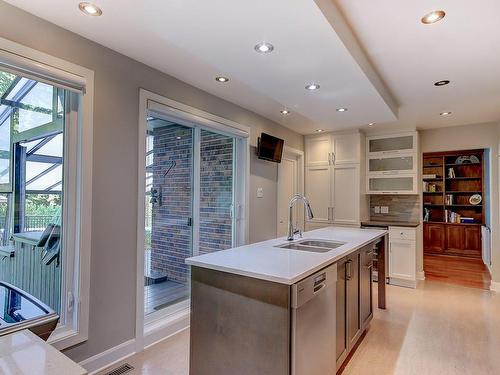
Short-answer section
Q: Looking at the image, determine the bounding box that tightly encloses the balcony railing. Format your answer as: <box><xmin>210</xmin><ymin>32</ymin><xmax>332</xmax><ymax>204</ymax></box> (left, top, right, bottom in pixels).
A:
<box><xmin>0</xmin><ymin>215</ymin><xmax>61</xmax><ymax>313</ymax></box>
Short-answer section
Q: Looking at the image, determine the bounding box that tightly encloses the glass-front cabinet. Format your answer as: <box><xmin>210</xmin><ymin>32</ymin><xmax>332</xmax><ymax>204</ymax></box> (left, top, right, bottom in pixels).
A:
<box><xmin>366</xmin><ymin>132</ymin><xmax>418</xmax><ymax>194</ymax></box>
<box><xmin>368</xmin><ymin>134</ymin><xmax>415</xmax><ymax>155</ymax></box>
<box><xmin>368</xmin><ymin>175</ymin><xmax>417</xmax><ymax>194</ymax></box>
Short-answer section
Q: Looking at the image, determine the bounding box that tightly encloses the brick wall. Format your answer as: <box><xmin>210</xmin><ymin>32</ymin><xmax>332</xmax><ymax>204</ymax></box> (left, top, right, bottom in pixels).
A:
<box><xmin>149</xmin><ymin>125</ymin><xmax>234</xmax><ymax>284</ymax></box>
<box><xmin>199</xmin><ymin>129</ymin><xmax>233</xmax><ymax>255</ymax></box>
<box><xmin>150</xmin><ymin>124</ymin><xmax>193</xmax><ymax>284</ymax></box>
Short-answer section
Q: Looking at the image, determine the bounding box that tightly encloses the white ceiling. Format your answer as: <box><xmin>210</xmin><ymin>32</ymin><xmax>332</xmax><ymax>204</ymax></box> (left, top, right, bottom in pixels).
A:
<box><xmin>5</xmin><ymin>0</ymin><xmax>500</xmax><ymax>133</ymax></box>
<box><xmin>4</xmin><ymin>0</ymin><xmax>398</xmax><ymax>134</ymax></box>
<box><xmin>335</xmin><ymin>0</ymin><xmax>500</xmax><ymax>130</ymax></box>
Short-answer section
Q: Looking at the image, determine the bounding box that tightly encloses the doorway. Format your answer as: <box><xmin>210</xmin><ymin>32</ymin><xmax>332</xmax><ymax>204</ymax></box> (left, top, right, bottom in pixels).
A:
<box><xmin>136</xmin><ymin>90</ymin><xmax>249</xmax><ymax>348</ymax></box>
<box><xmin>422</xmin><ymin>149</ymin><xmax>491</xmax><ymax>289</ymax></box>
<box><xmin>277</xmin><ymin>147</ymin><xmax>304</xmax><ymax>237</ymax></box>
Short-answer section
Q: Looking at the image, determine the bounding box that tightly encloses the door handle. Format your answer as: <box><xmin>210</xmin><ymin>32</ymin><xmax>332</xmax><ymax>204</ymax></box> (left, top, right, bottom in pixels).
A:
<box><xmin>332</xmin><ymin>153</ymin><xmax>336</xmax><ymax>165</ymax></box>
<box><xmin>328</xmin><ymin>152</ymin><xmax>332</xmax><ymax>165</ymax></box>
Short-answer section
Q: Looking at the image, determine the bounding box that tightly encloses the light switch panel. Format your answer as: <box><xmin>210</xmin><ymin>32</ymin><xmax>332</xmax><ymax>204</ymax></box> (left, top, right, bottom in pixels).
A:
<box><xmin>374</xmin><ymin>206</ymin><xmax>380</xmax><ymax>214</ymax></box>
<box><xmin>256</xmin><ymin>187</ymin><xmax>264</xmax><ymax>198</ymax></box>
<box><xmin>381</xmin><ymin>206</ymin><xmax>389</xmax><ymax>214</ymax></box>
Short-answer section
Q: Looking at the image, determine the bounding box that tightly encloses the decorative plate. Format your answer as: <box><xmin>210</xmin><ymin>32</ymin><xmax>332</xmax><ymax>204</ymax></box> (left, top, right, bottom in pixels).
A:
<box><xmin>455</xmin><ymin>155</ymin><xmax>480</xmax><ymax>164</ymax></box>
<box><xmin>469</xmin><ymin>194</ymin><xmax>482</xmax><ymax>205</ymax></box>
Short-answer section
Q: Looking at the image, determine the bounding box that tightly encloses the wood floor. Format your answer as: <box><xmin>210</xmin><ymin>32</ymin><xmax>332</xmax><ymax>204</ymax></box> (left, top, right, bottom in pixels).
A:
<box><xmin>144</xmin><ymin>280</ymin><xmax>189</xmax><ymax>315</ymax></box>
<box><xmin>99</xmin><ymin>280</ymin><xmax>500</xmax><ymax>375</ymax></box>
<box><xmin>424</xmin><ymin>254</ymin><xmax>491</xmax><ymax>289</ymax></box>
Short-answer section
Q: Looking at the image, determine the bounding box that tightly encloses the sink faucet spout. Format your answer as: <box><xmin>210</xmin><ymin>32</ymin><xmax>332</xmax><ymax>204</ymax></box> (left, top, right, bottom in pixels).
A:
<box><xmin>287</xmin><ymin>194</ymin><xmax>314</xmax><ymax>241</ymax></box>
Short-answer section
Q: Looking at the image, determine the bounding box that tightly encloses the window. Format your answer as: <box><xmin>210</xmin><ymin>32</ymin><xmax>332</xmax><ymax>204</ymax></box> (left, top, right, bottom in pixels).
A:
<box><xmin>0</xmin><ymin>40</ymin><xmax>93</xmax><ymax>349</ymax></box>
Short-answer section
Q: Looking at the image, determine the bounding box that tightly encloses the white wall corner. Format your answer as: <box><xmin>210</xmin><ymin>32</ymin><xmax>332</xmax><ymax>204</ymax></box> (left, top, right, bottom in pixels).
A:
<box><xmin>490</xmin><ymin>281</ymin><xmax>500</xmax><ymax>292</ymax></box>
<box><xmin>416</xmin><ymin>271</ymin><xmax>425</xmax><ymax>281</ymax></box>
<box><xmin>79</xmin><ymin>339</ymin><xmax>136</xmax><ymax>375</ymax></box>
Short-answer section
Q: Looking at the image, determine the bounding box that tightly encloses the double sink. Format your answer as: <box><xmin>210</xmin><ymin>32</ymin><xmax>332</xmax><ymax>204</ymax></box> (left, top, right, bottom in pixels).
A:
<box><xmin>275</xmin><ymin>239</ymin><xmax>346</xmax><ymax>253</ymax></box>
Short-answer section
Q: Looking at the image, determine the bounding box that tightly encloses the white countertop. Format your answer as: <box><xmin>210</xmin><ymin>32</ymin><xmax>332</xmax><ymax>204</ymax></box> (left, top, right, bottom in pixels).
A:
<box><xmin>0</xmin><ymin>330</ymin><xmax>87</xmax><ymax>375</ymax></box>
<box><xmin>186</xmin><ymin>226</ymin><xmax>387</xmax><ymax>285</ymax></box>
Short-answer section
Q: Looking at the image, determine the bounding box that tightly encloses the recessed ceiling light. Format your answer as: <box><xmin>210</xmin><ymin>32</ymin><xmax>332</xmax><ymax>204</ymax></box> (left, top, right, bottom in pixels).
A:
<box><xmin>305</xmin><ymin>83</ymin><xmax>320</xmax><ymax>90</ymax></box>
<box><xmin>315</xmin><ymin>129</ymin><xmax>324</xmax><ymax>133</ymax></box>
<box><xmin>176</xmin><ymin>136</ymin><xmax>182</xmax><ymax>140</ymax></box>
<box><xmin>215</xmin><ymin>76</ymin><xmax>229</xmax><ymax>83</ymax></box>
<box><xmin>254</xmin><ymin>42</ymin><xmax>274</xmax><ymax>54</ymax></box>
<box><xmin>440</xmin><ymin>111</ymin><xmax>452</xmax><ymax>116</ymax></box>
<box><xmin>421</xmin><ymin>10</ymin><xmax>445</xmax><ymax>24</ymax></box>
<box><xmin>280</xmin><ymin>110</ymin><xmax>290</xmax><ymax>115</ymax></box>
<box><xmin>368</xmin><ymin>122</ymin><xmax>375</xmax><ymax>126</ymax></box>
<box><xmin>434</xmin><ymin>80</ymin><xmax>450</xmax><ymax>86</ymax></box>
<box><xmin>78</xmin><ymin>2</ymin><xmax>102</xmax><ymax>16</ymax></box>
<box><xmin>336</xmin><ymin>108</ymin><xmax>348</xmax><ymax>112</ymax></box>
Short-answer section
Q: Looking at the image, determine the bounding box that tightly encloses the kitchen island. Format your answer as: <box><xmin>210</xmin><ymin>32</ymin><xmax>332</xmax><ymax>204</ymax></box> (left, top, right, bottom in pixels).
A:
<box><xmin>186</xmin><ymin>226</ymin><xmax>387</xmax><ymax>375</ymax></box>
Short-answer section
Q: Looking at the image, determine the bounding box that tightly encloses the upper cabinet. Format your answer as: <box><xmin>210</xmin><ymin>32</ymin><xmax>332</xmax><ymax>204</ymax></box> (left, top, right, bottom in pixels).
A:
<box><xmin>305</xmin><ymin>133</ymin><xmax>361</xmax><ymax>167</ymax></box>
<box><xmin>368</xmin><ymin>134</ymin><xmax>416</xmax><ymax>155</ymax></box>
<box><xmin>366</xmin><ymin>132</ymin><xmax>419</xmax><ymax>195</ymax></box>
<box><xmin>305</xmin><ymin>135</ymin><xmax>331</xmax><ymax>166</ymax></box>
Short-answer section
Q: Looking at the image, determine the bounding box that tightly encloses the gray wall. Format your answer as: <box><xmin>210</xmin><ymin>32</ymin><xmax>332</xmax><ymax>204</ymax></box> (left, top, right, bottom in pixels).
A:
<box><xmin>0</xmin><ymin>1</ymin><xmax>303</xmax><ymax>361</ymax></box>
<box><xmin>420</xmin><ymin>122</ymin><xmax>500</xmax><ymax>283</ymax></box>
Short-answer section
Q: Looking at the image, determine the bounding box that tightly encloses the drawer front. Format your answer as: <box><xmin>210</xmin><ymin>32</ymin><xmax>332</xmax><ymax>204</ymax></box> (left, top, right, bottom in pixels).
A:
<box><xmin>389</xmin><ymin>227</ymin><xmax>416</xmax><ymax>241</ymax></box>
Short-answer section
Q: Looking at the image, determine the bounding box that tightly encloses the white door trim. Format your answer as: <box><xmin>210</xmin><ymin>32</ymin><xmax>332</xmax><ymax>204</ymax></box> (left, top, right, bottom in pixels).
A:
<box><xmin>136</xmin><ymin>89</ymin><xmax>249</xmax><ymax>351</ymax></box>
<box><xmin>277</xmin><ymin>146</ymin><xmax>304</xmax><ymax>236</ymax></box>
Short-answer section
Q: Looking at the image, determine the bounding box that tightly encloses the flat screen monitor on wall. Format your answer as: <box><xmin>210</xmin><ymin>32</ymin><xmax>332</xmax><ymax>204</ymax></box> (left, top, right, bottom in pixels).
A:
<box><xmin>257</xmin><ymin>133</ymin><xmax>284</xmax><ymax>163</ymax></box>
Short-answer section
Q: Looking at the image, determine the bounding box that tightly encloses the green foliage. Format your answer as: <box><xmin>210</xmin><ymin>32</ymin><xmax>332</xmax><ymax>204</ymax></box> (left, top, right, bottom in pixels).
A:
<box><xmin>25</xmin><ymin>194</ymin><xmax>61</xmax><ymax>217</ymax></box>
<box><xmin>0</xmin><ymin>71</ymin><xmax>16</xmax><ymax>97</ymax></box>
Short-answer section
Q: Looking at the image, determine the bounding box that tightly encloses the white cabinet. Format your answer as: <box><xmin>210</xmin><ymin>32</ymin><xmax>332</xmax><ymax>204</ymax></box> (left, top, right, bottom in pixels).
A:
<box><xmin>332</xmin><ymin>134</ymin><xmax>361</xmax><ymax>164</ymax></box>
<box><xmin>332</xmin><ymin>164</ymin><xmax>360</xmax><ymax>226</ymax></box>
<box><xmin>305</xmin><ymin>165</ymin><xmax>332</xmax><ymax>222</ymax></box>
<box><xmin>368</xmin><ymin>134</ymin><xmax>415</xmax><ymax>155</ymax></box>
<box><xmin>366</xmin><ymin>132</ymin><xmax>419</xmax><ymax>194</ymax></box>
<box><xmin>305</xmin><ymin>135</ymin><xmax>331</xmax><ymax>166</ymax></box>
<box><xmin>388</xmin><ymin>226</ymin><xmax>417</xmax><ymax>288</ymax></box>
<box><xmin>305</xmin><ymin>132</ymin><xmax>366</xmax><ymax>227</ymax></box>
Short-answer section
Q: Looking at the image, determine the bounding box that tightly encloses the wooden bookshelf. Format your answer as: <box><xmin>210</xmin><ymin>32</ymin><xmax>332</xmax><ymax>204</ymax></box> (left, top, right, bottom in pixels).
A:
<box><xmin>422</xmin><ymin>149</ymin><xmax>484</xmax><ymax>258</ymax></box>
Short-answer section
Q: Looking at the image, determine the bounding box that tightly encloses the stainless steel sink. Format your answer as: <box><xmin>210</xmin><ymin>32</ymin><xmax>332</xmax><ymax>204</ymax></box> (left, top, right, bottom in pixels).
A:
<box><xmin>275</xmin><ymin>239</ymin><xmax>346</xmax><ymax>253</ymax></box>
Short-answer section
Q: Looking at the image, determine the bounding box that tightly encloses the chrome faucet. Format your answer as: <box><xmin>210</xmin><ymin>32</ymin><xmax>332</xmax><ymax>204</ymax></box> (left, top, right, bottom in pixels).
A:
<box><xmin>287</xmin><ymin>194</ymin><xmax>314</xmax><ymax>241</ymax></box>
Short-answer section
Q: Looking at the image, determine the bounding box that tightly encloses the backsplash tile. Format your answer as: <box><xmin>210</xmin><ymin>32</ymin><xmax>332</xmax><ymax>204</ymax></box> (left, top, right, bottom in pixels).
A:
<box><xmin>370</xmin><ymin>195</ymin><xmax>421</xmax><ymax>222</ymax></box>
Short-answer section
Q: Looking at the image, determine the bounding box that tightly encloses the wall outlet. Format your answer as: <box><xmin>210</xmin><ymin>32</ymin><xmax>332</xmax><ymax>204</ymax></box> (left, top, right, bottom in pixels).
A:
<box><xmin>374</xmin><ymin>206</ymin><xmax>380</xmax><ymax>214</ymax></box>
<box><xmin>256</xmin><ymin>187</ymin><xmax>264</xmax><ymax>198</ymax></box>
<box><xmin>381</xmin><ymin>206</ymin><xmax>389</xmax><ymax>214</ymax></box>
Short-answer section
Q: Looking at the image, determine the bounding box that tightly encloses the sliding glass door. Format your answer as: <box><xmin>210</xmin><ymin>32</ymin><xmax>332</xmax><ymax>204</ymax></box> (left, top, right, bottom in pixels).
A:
<box><xmin>144</xmin><ymin>117</ymin><xmax>193</xmax><ymax>317</ymax></box>
<box><xmin>143</xmin><ymin>115</ymin><xmax>236</xmax><ymax>319</ymax></box>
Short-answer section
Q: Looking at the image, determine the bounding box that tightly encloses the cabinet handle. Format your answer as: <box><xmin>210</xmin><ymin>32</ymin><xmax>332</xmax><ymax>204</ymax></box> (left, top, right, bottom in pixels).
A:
<box><xmin>332</xmin><ymin>153</ymin><xmax>336</xmax><ymax>165</ymax></box>
<box><xmin>364</xmin><ymin>262</ymin><xmax>373</xmax><ymax>269</ymax></box>
<box><xmin>346</xmin><ymin>260</ymin><xmax>353</xmax><ymax>280</ymax></box>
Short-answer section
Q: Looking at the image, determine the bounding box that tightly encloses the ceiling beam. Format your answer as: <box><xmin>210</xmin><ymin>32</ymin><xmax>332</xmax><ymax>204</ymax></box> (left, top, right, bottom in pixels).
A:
<box><xmin>314</xmin><ymin>0</ymin><xmax>399</xmax><ymax>119</ymax></box>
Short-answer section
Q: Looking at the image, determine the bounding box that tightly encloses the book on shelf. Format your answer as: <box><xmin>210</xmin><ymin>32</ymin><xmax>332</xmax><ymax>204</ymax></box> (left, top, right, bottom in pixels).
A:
<box><xmin>423</xmin><ymin>174</ymin><xmax>438</xmax><ymax>179</ymax></box>
<box><xmin>460</xmin><ymin>217</ymin><xmax>475</xmax><ymax>224</ymax></box>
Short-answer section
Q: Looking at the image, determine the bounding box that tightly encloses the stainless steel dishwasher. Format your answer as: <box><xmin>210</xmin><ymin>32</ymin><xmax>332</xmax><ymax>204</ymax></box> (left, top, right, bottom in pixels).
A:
<box><xmin>291</xmin><ymin>264</ymin><xmax>337</xmax><ymax>375</ymax></box>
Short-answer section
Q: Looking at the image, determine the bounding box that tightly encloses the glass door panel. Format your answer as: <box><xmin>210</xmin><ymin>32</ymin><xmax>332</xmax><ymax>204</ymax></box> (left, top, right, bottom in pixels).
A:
<box><xmin>368</xmin><ymin>156</ymin><xmax>414</xmax><ymax>174</ymax></box>
<box><xmin>144</xmin><ymin>117</ymin><xmax>193</xmax><ymax>316</ymax></box>
<box><xmin>369</xmin><ymin>136</ymin><xmax>414</xmax><ymax>153</ymax></box>
<box><xmin>198</xmin><ymin>129</ymin><xmax>234</xmax><ymax>254</ymax></box>
<box><xmin>368</xmin><ymin>176</ymin><xmax>414</xmax><ymax>193</ymax></box>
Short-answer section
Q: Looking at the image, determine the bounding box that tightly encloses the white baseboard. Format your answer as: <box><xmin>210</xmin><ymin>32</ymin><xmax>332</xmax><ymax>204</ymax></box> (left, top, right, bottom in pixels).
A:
<box><xmin>79</xmin><ymin>339</ymin><xmax>136</xmax><ymax>375</ymax></box>
<box><xmin>389</xmin><ymin>278</ymin><xmax>417</xmax><ymax>289</ymax></box>
<box><xmin>490</xmin><ymin>281</ymin><xmax>500</xmax><ymax>292</ymax></box>
<box><xmin>417</xmin><ymin>271</ymin><xmax>425</xmax><ymax>281</ymax></box>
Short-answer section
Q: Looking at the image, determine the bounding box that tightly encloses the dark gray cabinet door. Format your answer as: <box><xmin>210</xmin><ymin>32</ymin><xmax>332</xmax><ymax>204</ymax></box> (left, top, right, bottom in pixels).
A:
<box><xmin>336</xmin><ymin>257</ymin><xmax>348</xmax><ymax>364</ymax></box>
<box><xmin>360</xmin><ymin>245</ymin><xmax>374</xmax><ymax>328</ymax></box>
<box><xmin>347</xmin><ymin>252</ymin><xmax>360</xmax><ymax>348</ymax></box>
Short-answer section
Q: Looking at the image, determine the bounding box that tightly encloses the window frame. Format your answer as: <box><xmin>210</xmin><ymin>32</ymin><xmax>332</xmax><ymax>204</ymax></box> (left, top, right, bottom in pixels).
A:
<box><xmin>0</xmin><ymin>37</ymin><xmax>94</xmax><ymax>350</ymax></box>
<box><xmin>136</xmin><ymin>89</ymin><xmax>249</xmax><ymax>349</ymax></box>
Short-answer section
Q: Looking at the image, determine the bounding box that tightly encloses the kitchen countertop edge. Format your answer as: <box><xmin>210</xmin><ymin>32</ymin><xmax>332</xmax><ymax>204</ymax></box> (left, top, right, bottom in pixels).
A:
<box><xmin>186</xmin><ymin>227</ymin><xmax>387</xmax><ymax>285</ymax></box>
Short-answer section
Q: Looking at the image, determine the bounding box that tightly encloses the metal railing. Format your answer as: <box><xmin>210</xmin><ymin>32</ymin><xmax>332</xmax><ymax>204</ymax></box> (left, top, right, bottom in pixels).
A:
<box><xmin>25</xmin><ymin>215</ymin><xmax>55</xmax><ymax>231</ymax></box>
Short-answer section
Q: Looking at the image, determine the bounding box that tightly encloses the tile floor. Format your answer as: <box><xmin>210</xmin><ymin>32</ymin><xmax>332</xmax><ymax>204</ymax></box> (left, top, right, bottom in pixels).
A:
<box><xmin>99</xmin><ymin>280</ymin><xmax>500</xmax><ymax>375</ymax></box>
